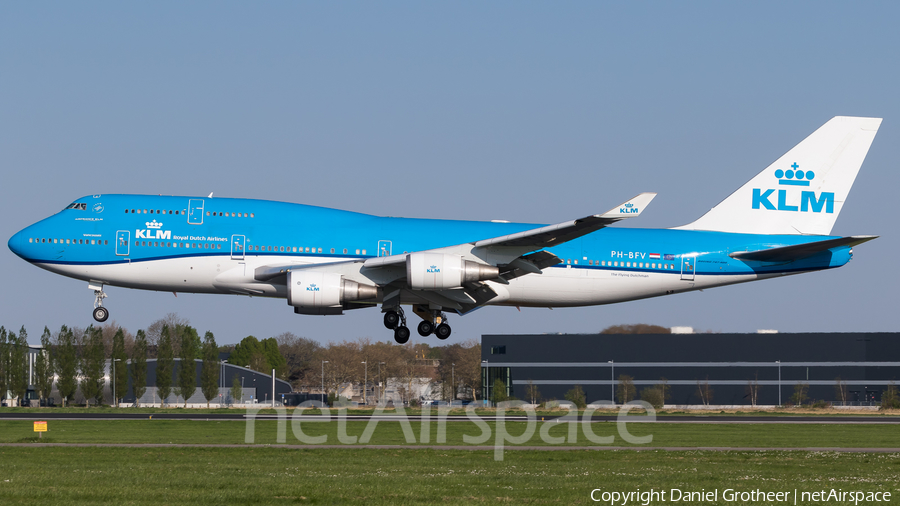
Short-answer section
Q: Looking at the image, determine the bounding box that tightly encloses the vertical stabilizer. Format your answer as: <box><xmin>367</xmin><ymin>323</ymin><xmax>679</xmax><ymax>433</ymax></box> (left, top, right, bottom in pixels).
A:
<box><xmin>676</xmin><ymin>116</ymin><xmax>881</xmax><ymax>235</ymax></box>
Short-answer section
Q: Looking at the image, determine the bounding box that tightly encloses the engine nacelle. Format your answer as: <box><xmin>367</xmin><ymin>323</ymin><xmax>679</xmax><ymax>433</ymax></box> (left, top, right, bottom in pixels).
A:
<box><xmin>406</xmin><ymin>253</ymin><xmax>499</xmax><ymax>290</ymax></box>
<box><xmin>287</xmin><ymin>271</ymin><xmax>378</xmax><ymax>311</ymax></box>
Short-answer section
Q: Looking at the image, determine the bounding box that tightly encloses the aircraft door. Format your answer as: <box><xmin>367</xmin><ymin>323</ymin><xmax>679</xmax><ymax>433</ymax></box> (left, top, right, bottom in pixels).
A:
<box><xmin>115</xmin><ymin>231</ymin><xmax>130</xmax><ymax>256</ymax></box>
<box><xmin>188</xmin><ymin>199</ymin><xmax>204</xmax><ymax>225</ymax></box>
<box><xmin>680</xmin><ymin>254</ymin><xmax>696</xmax><ymax>281</ymax></box>
<box><xmin>377</xmin><ymin>240</ymin><xmax>392</xmax><ymax>257</ymax></box>
<box><xmin>231</xmin><ymin>235</ymin><xmax>245</xmax><ymax>260</ymax></box>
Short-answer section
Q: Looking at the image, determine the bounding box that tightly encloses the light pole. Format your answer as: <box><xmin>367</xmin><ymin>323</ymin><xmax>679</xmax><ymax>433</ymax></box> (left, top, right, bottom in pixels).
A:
<box><xmin>112</xmin><ymin>358</ymin><xmax>121</xmax><ymax>408</ymax></box>
<box><xmin>608</xmin><ymin>360</ymin><xmax>614</xmax><ymax>404</ymax></box>
<box><xmin>241</xmin><ymin>376</ymin><xmax>244</xmax><ymax>404</ymax></box>
<box><xmin>451</xmin><ymin>363</ymin><xmax>456</xmax><ymax>401</ymax></box>
<box><xmin>482</xmin><ymin>360</ymin><xmax>488</xmax><ymax>405</ymax></box>
<box><xmin>220</xmin><ymin>360</ymin><xmax>227</xmax><ymax>406</ymax></box>
<box><xmin>776</xmin><ymin>361</ymin><xmax>781</xmax><ymax>406</ymax></box>
<box><xmin>321</xmin><ymin>360</ymin><xmax>329</xmax><ymax>406</ymax></box>
<box><xmin>361</xmin><ymin>361</ymin><xmax>367</xmax><ymax>406</ymax></box>
<box><xmin>378</xmin><ymin>362</ymin><xmax>385</xmax><ymax>405</ymax></box>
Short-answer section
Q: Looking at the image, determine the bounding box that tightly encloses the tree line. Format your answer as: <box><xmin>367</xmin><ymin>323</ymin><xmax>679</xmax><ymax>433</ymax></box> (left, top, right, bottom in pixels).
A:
<box><xmin>1</xmin><ymin>313</ymin><xmax>484</xmax><ymax>407</ymax></box>
<box><xmin>0</xmin><ymin>321</ymin><xmax>221</xmax><ymax>408</ymax></box>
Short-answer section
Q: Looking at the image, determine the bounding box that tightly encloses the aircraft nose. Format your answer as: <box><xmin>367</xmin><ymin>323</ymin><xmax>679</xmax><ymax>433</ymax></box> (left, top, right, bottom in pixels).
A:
<box><xmin>8</xmin><ymin>227</ymin><xmax>28</xmax><ymax>259</ymax></box>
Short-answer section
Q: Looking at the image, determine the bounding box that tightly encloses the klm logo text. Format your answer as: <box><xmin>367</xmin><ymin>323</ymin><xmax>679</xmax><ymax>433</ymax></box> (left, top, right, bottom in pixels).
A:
<box><xmin>752</xmin><ymin>189</ymin><xmax>834</xmax><ymax>213</ymax></box>
<box><xmin>136</xmin><ymin>229</ymin><xmax>172</xmax><ymax>239</ymax></box>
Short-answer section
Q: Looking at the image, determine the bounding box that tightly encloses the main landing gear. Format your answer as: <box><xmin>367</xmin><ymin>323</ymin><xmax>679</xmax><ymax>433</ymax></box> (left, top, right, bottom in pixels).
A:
<box><xmin>90</xmin><ymin>283</ymin><xmax>109</xmax><ymax>323</ymax></box>
<box><xmin>383</xmin><ymin>308</ymin><xmax>410</xmax><ymax>344</ymax></box>
<box><xmin>384</xmin><ymin>306</ymin><xmax>452</xmax><ymax>344</ymax></box>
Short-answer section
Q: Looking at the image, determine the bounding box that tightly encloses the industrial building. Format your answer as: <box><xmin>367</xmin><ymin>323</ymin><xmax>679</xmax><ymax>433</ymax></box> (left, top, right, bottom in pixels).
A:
<box><xmin>481</xmin><ymin>333</ymin><xmax>900</xmax><ymax>406</ymax></box>
<box><xmin>121</xmin><ymin>359</ymin><xmax>292</xmax><ymax>406</ymax></box>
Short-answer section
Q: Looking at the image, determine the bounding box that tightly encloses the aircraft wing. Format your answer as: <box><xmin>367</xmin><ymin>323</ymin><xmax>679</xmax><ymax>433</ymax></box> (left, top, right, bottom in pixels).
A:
<box><xmin>729</xmin><ymin>235</ymin><xmax>877</xmax><ymax>263</ymax></box>
<box><xmin>473</xmin><ymin>192</ymin><xmax>657</xmax><ymax>249</ymax></box>
<box><xmin>362</xmin><ymin>192</ymin><xmax>657</xmax><ymax>270</ymax></box>
<box><xmin>253</xmin><ymin>192</ymin><xmax>656</xmax><ymax>314</ymax></box>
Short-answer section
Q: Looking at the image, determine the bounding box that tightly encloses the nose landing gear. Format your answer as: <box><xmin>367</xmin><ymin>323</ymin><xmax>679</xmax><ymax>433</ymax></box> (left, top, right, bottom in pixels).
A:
<box><xmin>90</xmin><ymin>283</ymin><xmax>109</xmax><ymax>322</ymax></box>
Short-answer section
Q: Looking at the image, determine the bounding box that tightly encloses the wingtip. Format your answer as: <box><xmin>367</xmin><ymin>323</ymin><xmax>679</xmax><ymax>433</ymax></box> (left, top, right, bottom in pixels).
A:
<box><xmin>599</xmin><ymin>192</ymin><xmax>657</xmax><ymax>218</ymax></box>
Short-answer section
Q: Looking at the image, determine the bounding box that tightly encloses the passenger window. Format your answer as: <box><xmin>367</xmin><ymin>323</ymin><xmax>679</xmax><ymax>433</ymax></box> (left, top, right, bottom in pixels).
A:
<box><xmin>330</xmin><ymin>248</ymin><xmax>335</xmax><ymax>254</ymax></box>
<box><xmin>250</xmin><ymin>213</ymin><xmax>254</xmax><ymax>218</ymax></box>
<box><xmin>318</xmin><ymin>248</ymin><xmax>322</xmax><ymax>253</ymax></box>
<box><xmin>206</xmin><ymin>211</ymin><xmax>210</xmax><ymax>216</ymax></box>
<box><xmin>343</xmin><ymin>249</ymin><xmax>348</xmax><ymax>254</ymax></box>
<box><xmin>362</xmin><ymin>249</ymin><xmax>366</xmax><ymax>255</ymax></box>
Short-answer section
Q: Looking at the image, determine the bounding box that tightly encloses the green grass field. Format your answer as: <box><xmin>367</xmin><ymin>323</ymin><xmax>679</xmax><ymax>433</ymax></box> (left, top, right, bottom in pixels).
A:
<box><xmin>0</xmin><ymin>447</ymin><xmax>898</xmax><ymax>505</ymax></box>
<box><xmin>3</xmin><ymin>419</ymin><xmax>900</xmax><ymax>448</ymax></box>
<box><xmin>2</xmin><ymin>418</ymin><xmax>899</xmax><ymax>505</ymax></box>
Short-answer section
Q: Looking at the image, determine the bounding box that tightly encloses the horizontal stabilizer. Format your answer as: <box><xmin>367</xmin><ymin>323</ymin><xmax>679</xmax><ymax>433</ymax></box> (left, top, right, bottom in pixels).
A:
<box><xmin>729</xmin><ymin>235</ymin><xmax>877</xmax><ymax>262</ymax></box>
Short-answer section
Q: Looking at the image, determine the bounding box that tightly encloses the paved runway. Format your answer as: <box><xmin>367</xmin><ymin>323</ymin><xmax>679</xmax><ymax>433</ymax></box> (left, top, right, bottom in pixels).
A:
<box><xmin>1</xmin><ymin>442</ymin><xmax>898</xmax><ymax>452</ymax></box>
<box><xmin>2</xmin><ymin>412</ymin><xmax>899</xmax><ymax>424</ymax></box>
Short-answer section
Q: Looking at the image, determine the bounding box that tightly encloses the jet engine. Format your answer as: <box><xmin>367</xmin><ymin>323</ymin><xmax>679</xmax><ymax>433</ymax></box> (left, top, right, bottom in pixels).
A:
<box><xmin>287</xmin><ymin>271</ymin><xmax>378</xmax><ymax>314</ymax></box>
<box><xmin>406</xmin><ymin>253</ymin><xmax>499</xmax><ymax>290</ymax></box>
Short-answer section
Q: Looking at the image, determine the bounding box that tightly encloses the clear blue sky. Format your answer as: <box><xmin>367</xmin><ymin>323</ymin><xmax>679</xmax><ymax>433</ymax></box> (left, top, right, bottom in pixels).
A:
<box><xmin>2</xmin><ymin>3</ymin><xmax>898</xmax><ymax>345</ymax></box>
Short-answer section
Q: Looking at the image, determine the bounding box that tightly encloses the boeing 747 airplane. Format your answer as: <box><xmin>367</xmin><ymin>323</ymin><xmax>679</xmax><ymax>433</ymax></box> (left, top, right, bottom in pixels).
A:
<box><xmin>8</xmin><ymin>117</ymin><xmax>881</xmax><ymax>343</ymax></box>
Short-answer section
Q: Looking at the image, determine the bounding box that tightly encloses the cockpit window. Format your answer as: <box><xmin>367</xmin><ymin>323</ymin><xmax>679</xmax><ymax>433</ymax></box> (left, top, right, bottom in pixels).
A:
<box><xmin>65</xmin><ymin>203</ymin><xmax>87</xmax><ymax>210</ymax></box>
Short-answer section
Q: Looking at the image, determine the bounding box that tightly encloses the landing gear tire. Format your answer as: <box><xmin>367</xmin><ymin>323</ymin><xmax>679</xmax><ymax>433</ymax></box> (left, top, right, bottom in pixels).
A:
<box><xmin>384</xmin><ymin>311</ymin><xmax>400</xmax><ymax>329</ymax></box>
<box><xmin>435</xmin><ymin>323</ymin><xmax>451</xmax><ymax>340</ymax></box>
<box><xmin>417</xmin><ymin>320</ymin><xmax>434</xmax><ymax>337</ymax></box>
<box><xmin>93</xmin><ymin>306</ymin><xmax>109</xmax><ymax>323</ymax></box>
<box><xmin>394</xmin><ymin>326</ymin><xmax>410</xmax><ymax>344</ymax></box>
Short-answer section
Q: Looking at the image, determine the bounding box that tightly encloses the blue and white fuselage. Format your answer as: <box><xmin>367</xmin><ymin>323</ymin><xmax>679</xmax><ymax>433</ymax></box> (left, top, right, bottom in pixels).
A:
<box><xmin>7</xmin><ymin>116</ymin><xmax>882</xmax><ymax>342</ymax></box>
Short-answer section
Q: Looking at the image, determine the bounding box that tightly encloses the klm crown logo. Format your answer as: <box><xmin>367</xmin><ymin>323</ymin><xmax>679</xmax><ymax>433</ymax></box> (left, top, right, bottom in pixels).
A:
<box><xmin>136</xmin><ymin>219</ymin><xmax>171</xmax><ymax>239</ymax></box>
<box><xmin>751</xmin><ymin>162</ymin><xmax>833</xmax><ymax>214</ymax></box>
<box><xmin>775</xmin><ymin>162</ymin><xmax>814</xmax><ymax>187</ymax></box>
<box><xmin>426</xmin><ymin>265</ymin><xmax>441</xmax><ymax>273</ymax></box>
